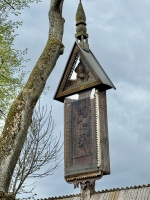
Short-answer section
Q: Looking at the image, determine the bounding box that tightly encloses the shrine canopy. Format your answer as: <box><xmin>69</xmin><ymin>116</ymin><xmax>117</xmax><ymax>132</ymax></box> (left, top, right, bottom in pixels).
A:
<box><xmin>54</xmin><ymin>41</ymin><xmax>116</xmax><ymax>103</ymax></box>
<box><xmin>54</xmin><ymin>0</ymin><xmax>115</xmax><ymax>103</ymax></box>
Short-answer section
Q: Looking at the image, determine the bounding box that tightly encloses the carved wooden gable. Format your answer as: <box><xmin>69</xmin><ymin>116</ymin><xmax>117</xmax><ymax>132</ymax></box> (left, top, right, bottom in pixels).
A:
<box><xmin>54</xmin><ymin>42</ymin><xmax>115</xmax><ymax>102</ymax></box>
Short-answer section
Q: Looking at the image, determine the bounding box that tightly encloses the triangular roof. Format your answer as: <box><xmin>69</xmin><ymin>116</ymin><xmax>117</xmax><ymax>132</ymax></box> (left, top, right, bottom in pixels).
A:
<box><xmin>54</xmin><ymin>42</ymin><xmax>116</xmax><ymax>102</ymax></box>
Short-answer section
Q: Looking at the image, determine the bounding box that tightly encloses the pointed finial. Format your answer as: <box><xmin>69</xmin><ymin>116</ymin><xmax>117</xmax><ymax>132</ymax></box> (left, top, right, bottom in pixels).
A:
<box><xmin>76</xmin><ymin>0</ymin><xmax>86</xmax><ymax>25</ymax></box>
<box><xmin>75</xmin><ymin>0</ymin><xmax>89</xmax><ymax>52</ymax></box>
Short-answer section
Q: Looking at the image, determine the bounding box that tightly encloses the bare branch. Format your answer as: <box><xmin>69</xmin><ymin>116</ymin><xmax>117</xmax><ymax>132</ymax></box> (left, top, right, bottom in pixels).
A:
<box><xmin>0</xmin><ymin>109</ymin><xmax>6</xmax><ymax>119</ymax></box>
<box><xmin>3</xmin><ymin>0</ymin><xmax>15</xmax><ymax>10</ymax></box>
<box><xmin>9</xmin><ymin>103</ymin><xmax>62</xmax><ymax>198</ymax></box>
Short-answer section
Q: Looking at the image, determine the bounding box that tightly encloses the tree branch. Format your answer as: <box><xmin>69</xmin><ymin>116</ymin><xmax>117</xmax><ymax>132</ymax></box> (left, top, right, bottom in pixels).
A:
<box><xmin>0</xmin><ymin>0</ymin><xmax>65</xmax><ymax>194</ymax></box>
<box><xmin>3</xmin><ymin>0</ymin><xmax>15</xmax><ymax>10</ymax></box>
<box><xmin>9</xmin><ymin>104</ymin><xmax>62</xmax><ymax>198</ymax></box>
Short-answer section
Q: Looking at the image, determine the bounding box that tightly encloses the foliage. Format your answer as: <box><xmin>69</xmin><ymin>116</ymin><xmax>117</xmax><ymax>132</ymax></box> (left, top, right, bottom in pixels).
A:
<box><xmin>0</xmin><ymin>0</ymin><xmax>42</xmax><ymax>17</ymax></box>
<box><xmin>9</xmin><ymin>102</ymin><xmax>62</xmax><ymax>199</ymax></box>
<box><xmin>0</xmin><ymin>0</ymin><xmax>42</xmax><ymax>121</ymax></box>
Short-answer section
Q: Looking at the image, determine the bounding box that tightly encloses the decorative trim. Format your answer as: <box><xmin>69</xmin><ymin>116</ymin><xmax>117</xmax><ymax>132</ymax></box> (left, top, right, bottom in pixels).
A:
<box><xmin>66</xmin><ymin>171</ymin><xmax>102</xmax><ymax>182</ymax></box>
<box><xmin>64</xmin><ymin>99</ymin><xmax>72</xmax><ymax>169</ymax></box>
<box><xmin>95</xmin><ymin>90</ymin><xmax>101</xmax><ymax>168</ymax></box>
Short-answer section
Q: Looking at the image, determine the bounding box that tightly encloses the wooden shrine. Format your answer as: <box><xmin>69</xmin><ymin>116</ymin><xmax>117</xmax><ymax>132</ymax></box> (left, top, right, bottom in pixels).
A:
<box><xmin>54</xmin><ymin>0</ymin><xmax>115</xmax><ymax>198</ymax></box>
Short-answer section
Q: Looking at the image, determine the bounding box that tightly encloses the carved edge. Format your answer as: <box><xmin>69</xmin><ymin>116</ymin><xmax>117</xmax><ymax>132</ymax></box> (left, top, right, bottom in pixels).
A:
<box><xmin>64</xmin><ymin>99</ymin><xmax>71</xmax><ymax>172</ymax></box>
<box><xmin>66</xmin><ymin>171</ymin><xmax>102</xmax><ymax>182</ymax></box>
<box><xmin>95</xmin><ymin>90</ymin><xmax>101</xmax><ymax>168</ymax></box>
<box><xmin>57</xmin><ymin>80</ymin><xmax>101</xmax><ymax>98</ymax></box>
<box><xmin>90</xmin><ymin>91</ymin><xmax>97</xmax><ymax>167</ymax></box>
<box><xmin>64</xmin><ymin>99</ymin><xmax>67</xmax><ymax>172</ymax></box>
<box><xmin>98</xmin><ymin>91</ymin><xmax>104</xmax><ymax>171</ymax></box>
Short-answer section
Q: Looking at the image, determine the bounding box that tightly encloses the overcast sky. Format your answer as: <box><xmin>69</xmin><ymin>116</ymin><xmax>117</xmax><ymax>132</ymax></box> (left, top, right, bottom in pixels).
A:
<box><xmin>13</xmin><ymin>0</ymin><xmax>150</xmax><ymax>199</ymax></box>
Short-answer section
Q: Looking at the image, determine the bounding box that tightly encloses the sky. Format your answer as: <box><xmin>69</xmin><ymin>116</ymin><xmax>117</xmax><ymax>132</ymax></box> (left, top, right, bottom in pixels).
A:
<box><xmin>12</xmin><ymin>0</ymin><xmax>150</xmax><ymax>199</ymax></box>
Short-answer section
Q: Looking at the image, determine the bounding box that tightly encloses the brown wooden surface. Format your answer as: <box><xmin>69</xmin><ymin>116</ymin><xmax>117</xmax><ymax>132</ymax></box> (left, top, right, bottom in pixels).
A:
<box><xmin>98</xmin><ymin>91</ymin><xmax>110</xmax><ymax>174</ymax></box>
<box><xmin>55</xmin><ymin>44</ymin><xmax>101</xmax><ymax>101</ymax></box>
<box><xmin>64</xmin><ymin>89</ymin><xmax>110</xmax><ymax>181</ymax></box>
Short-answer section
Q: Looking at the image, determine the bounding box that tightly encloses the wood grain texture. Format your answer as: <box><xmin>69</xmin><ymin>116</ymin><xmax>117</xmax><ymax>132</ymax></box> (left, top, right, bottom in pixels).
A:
<box><xmin>55</xmin><ymin>43</ymin><xmax>101</xmax><ymax>101</ymax></box>
<box><xmin>97</xmin><ymin>90</ymin><xmax>110</xmax><ymax>174</ymax></box>
<box><xmin>64</xmin><ymin>88</ymin><xmax>110</xmax><ymax>182</ymax></box>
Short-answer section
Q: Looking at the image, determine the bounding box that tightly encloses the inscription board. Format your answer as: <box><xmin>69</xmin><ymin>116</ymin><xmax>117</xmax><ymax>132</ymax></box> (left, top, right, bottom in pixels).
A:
<box><xmin>72</xmin><ymin>98</ymin><xmax>93</xmax><ymax>165</ymax></box>
<box><xmin>64</xmin><ymin>89</ymin><xmax>110</xmax><ymax>182</ymax></box>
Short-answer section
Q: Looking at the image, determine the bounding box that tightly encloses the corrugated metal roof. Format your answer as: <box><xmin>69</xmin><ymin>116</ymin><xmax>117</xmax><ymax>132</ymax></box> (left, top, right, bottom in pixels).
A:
<box><xmin>37</xmin><ymin>184</ymin><xmax>150</xmax><ymax>200</ymax></box>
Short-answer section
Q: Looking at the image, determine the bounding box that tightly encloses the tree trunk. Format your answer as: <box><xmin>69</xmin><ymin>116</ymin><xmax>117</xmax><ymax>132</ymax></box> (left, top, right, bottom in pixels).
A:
<box><xmin>0</xmin><ymin>0</ymin><xmax>65</xmax><ymax>197</ymax></box>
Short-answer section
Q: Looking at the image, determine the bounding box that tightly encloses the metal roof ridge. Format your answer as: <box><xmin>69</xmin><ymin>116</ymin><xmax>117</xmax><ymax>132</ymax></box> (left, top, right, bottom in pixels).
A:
<box><xmin>95</xmin><ymin>183</ymin><xmax>150</xmax><ymax>194</ymax></box>
<box><xmin>37</xmin><ymin>183</ymin><xmax>150</xmax><ymax>200</ymax></box>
